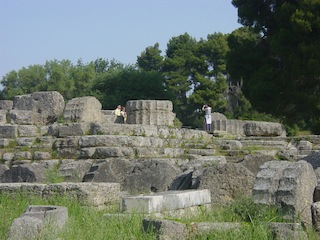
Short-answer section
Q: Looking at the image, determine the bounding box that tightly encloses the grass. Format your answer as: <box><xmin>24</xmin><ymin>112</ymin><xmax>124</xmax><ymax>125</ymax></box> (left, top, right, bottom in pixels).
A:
<box><xmin>1</xmin><ymin>194</ymin><xmax>319</xmax><ymax>240</ymax></box>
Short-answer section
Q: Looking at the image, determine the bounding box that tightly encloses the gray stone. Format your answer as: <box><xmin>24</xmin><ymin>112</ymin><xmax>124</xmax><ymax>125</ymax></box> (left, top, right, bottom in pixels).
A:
<box><xmin>243</xmin><ymin>121</ymin><xmax>286</xmax><ymax>137</ymax></box>
<box><xmin>0</xmin><ymin>164</ymin><xmax>9</xmax><ymax>176</ymax></box>
<box><xmin>0</xmin><ymin>110</ymin><xmax>6</xmax><ymax>124</ymax></box>
<box><xmin>268</xmin><ymin>222</ymin><xmax>307</xmax><ymax>240</ymax></box>
<box><xmin>0</xmin><ymin>138</ymin><xmax>10</xmax><ymax>147</ymax></box>
<box><xmin>17</xmin><ymin>137</ymin><xmax>35</xmax><ymax>147</ymax></box>
<box><xmin>33</xmin><ymin>151</ymin><xmax>51</xmax><ymax>160</ymax></box>
<box><xmin>126</xmin><ymin>100</ymin><xmax>175</xmax><ymax>126</ymax></box>
<box><xmin>253</xmin><ymin>160</ymin><xmax>317</xmax><ymax>226</ymax></box>
<box><xmin>296</xmin><ymin>140</ymin><xmax>313</xmax><ymax>151</ymax></box>
<box><xmin>8</xmin><ymin>215</ymin><xmax>44</xmax><ymax>240</ymax></box>
<box><xmin>198</xmin><ymin>163</ymin><xmax>255</xmax><ymax>205</ymax></box>
<box><xmin>14</xmin><ymin>151</ymin><xmax>32</xmax><ymax>160</ymax></box>
<box><xmin>59</xmin><ymin>159</ymin><xmax>93</xmax><ymax>182</ymax></box>
<box><xmin>0</xmin><ymin>182</ymin><xmax>120</xmax><ymax>208</ymax></box>
<box><xmin>0</xmin><ymin>125</ymin><xmax>18</xmax><ymax>138</ymax></box>
<box><xmin>2</xmin><ymin>152</ymin><xmax>14</xmax><ymax>162</ymax></box>
<box><xmin>240</xmin><ymin>154</ymin><xmax>275</xmax><ymax>176</ymax></box>
<box><xmin>13</xmin><ymin>91</ymin><xmax>65</xmax><ymax>125</ymax></box>
<box><xmin>142</xmin><ymin>218</ymin><xmax>187</xmax><ymax>240</ymax></box>
<box><xmin>312</xmin><ymin>202</ymin><xmax>320</xmax><ymax>231</ymax></box>
<box><xmin>191</xmin><ymin>222</ymin><xmax>241</xmax><ymax>234</ymax></box>
<box><xmin>18</xmin><ymin>125</ymin><xmax>39</xmax><ymax>137</ymax></box>
<box><xmin>301</xmin><ymin>152</ymin><xmax>320</xmax><ymax>169</ymax></box>
<box><xmin>0</xmin><ymin>100</ymin><xmax>13</xmax><ymax>110</ymax></box>
<box><xmin>122</xmin><ymin>159</ymin><xmax>181</xmax><ymax>193</ymax></box>
<box><xmin>63</xmin><ymin>96</ymin><xmax>103</xmax><ymax>123</ymax></box>
<box><xmin>0</xmin><ymin>166</ymin><xmax>37</xmax><ymax>183</ymax></box>
<box><xmin>7</xmin><ymin>110</ymin><xmax>33</xmax><ymax>125</ymax></box>
<box><xmin>58</xmin><ymin>123</ymin><xmax>90</xmax><ymax>137</ymax></box>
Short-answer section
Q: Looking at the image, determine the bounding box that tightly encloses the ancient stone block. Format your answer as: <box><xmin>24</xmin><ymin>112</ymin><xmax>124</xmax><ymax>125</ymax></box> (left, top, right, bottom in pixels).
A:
<box><xmin>198</xmin><ymin>163</ymin><xmax>255</xmax><ymax>205</ymax></box>
<box><xmin>58</xmin><ymin>123</ymin><xmax>89</xmax><ymax>137</ymax></box>
<box><xmin>126</xmin><ymin>100</ymin><xmax>175</xmax><ymax>126</ymax></box>
<box><xmin>0</xmin><ymin>125</ymin><xmax>18</xmax><ymax>138</ymax></box>
<box><xmin>63</xmin><ymin>96</ymin><xmax>103</xmax><ymax>123</ymax></box>
<box><xmin>253</xmin><ymin>160</ymin><xmax>317</xmax><ymax>226</ymax></box>
<box><xmin>7</xmin><ymin>110</ymin><xmax>33</xmax><ymax>125</ymax></box>
<box><xmin>243</xmin><ymin>121</ymin><xmax>286</xmax><ymax>137</ymax></box>
<box><xmin>0</xmin><ymin>100</ymin><xmax>13</xmax><ymax>110</ymax></box>
<box><xmin>268</xmin><ymin>222</ymin><xmax>307</xmax><ymax>240</ymax></box>
<box><xmin>142</xmin><ymin>218</ymin><xmax>187</xmax><ymax>240</ymax></box>
<box><xmin>18</xmin><ymin>125</ymin><xmax>39</xmax><ymax>137</ymax></box>
<box><xmin>13</xmin><ymin>91</ymin><xmax>65</xmax><ymax>125</ymax></box>
<box><xmin>0</xmin><ymin>110</ymin><xmax>6</xmax><ymax>124</ymax></box>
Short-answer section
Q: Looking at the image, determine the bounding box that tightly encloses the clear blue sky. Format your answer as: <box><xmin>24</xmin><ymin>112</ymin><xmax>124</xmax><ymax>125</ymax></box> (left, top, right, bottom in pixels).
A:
<box><xmin>0</xmin><ymin>0</ymin><xmax>241</xmax><ymax>79</ymax></box>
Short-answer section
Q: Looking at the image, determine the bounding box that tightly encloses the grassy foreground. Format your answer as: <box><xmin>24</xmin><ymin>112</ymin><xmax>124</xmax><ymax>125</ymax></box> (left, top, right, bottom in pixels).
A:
<box><xmin>0</xmin><ymin>193</ymin><xmax>319</xmax><ymax>240</ymax></box>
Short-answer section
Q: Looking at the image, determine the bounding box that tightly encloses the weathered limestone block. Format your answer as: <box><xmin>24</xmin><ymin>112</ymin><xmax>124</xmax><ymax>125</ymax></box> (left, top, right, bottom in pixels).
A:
<box><xmin>13</xmin><ymin>91</ymin><xmax>65</xmax><ymax>125</ymax></box>
<box><xmin>59</xmin><ymin>159</ymin><xmax>93</xmax><ymax>182</ymax></box>
<box><xmin>0</xmin><ymin>160</ymin><xmax>60</xmax><ymax>183</ymax></box>
<box><xmin>240</xmin><ymin>154</ymin><xmax>276</xmax><ymax>176</ymax></box>
<box><xmin>14</xmin><ymin>151</ymin><xmax>32</xmax><ymax>160</ymax></box>
<box><xmin>0</xmin><ymin>182</ymin><xmax>120</xmax><ymax>207</ymax></box>
<box><xmin>211</xmin><ymin>112</ymin><xmax>228</xmax><ymax>131</ymax></box>
<box><xmin>215</xmin><ymin>139</ymin><xmax>242</xmax><ymax>150</ymax></box>
<box><xmin>7</xmin><ymin>110</ymin><xmax>33</xmax><ymax>125</ymax></box>
<box><xmin>268</xmin><ymin>222</ymin><xmax>307</xmax><ymax>240</ymax></box>
<box><xmin>58</xmin><ymin>123</ymin><xmax>90</xmax><ymax>137</ymax></box>
<box><xmin>0</xmin><ymin>110</ymin><xmax>6</xmax><ymax>124</ymax></box>
<box><xmin>126</xmin><ymin>100</ymin><xmax>175</xmax><ymax>126</ymax></box>
<box><xmin>33</xmin><ymin>151</ymin><xmax>51</xmax><ymax>160</ymax></box>
<box><xmin>40</xmin><ymin>124</ymin><xmax>59</xmax><ymax>136</ymax></box>
<box><xmin>312</xmin><ymin>202</ymin><xmax>320</xmax><ymax>231</ymax></box>
<box><xmin>0</xmin><ymin>138</ymin><xmax>11</xmax><ymax>147</ymax></box>
<box><xmin>198</xmin><ymin>163</ymin><xmax>255</xmax><ymax>205</ymax></box>
<box><xmin>142</xmin><ymin>218</ymin><xmax>187</xmax><ymax>240</ymax></box>
<box><xmin>63</xmin><ymin>96</ymin><xmax>103</xmax><ymax>123</ymax></box>
<box><xmin>0</xmin><ymin>100</ymin><xmax>13</xmax><ymax>110</ymax></box>
<box><xmin>17</xmin><ymin>137</ymin><xmax>35</xmax><ymax>147</ymax></box>
<box><xmin>190</xmin><ymin>222</ymin><xmax>241</xmax><ymax>235</ymax></box>
<box><xmin>253</xmin><ymin>160</ymin><xmax>317</xmax><ymax>226</ymax></box>
<box><xmin>243</xmin><ymin>121</ymin><xmax>286</xmax><ymax>137</ymax></box>
<box><xmin>9</xmin><ymin>205</ymin><xmax>68</xmax><ymax>239</ymax></box>
<box><xmin>8</xmin><ymin>215</ymin><xmax>44</xmax><ymax>240</ymax></box>
<box><xmin>18</xmin><ymin>125</ymin><xmax>39</xmax><ymax>137</ymax></box>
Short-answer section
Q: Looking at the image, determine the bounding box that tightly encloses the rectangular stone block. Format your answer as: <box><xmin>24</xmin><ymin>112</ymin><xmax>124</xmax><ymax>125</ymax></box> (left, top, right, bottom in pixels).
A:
<box><xmin>0</xmin><ymin>125</ymin><xmax>18</xmax><ymax>138</ymax></box>
<box><xmin>58</xmin><ymin>123</ymin><xmax>89</xmax><ymax>137</ymax></box>
<box><xmin>121</xmin><ymin>189</ymin><xmax>211</xmax><ymax>213</ymax></box>
<box><xmin>18</xmin><ymin>125</ymin><xmax>39</xmax><ymax>137</ymax></box>
<box><xmin>0</xmin><ymin>110</ymin><xmax>7</xmax><ymax>124</ymax></box>
<box><xmin>7</xmin><ymin>110</ymin><xmax>33</xmax><ymax>125</ymax></box>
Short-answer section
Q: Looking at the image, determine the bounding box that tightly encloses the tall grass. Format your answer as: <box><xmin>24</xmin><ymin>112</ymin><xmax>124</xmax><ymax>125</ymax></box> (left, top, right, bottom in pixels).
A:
<box><xmin>1</xmin><ymin>194</ymin><xmax>319</xmax><ymax>240</ymax></box>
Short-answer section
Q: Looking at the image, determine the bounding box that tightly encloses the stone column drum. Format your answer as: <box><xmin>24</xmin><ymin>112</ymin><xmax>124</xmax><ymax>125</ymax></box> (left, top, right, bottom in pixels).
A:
<box><xmin>126</xmin><ymin>100</ymin><xmax>175</xmax><ymax>126</ymax></box>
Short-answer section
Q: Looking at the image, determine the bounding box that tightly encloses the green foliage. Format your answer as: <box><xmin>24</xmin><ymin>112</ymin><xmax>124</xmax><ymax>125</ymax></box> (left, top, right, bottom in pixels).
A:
<box><xmin>230</xmin><ymin>0</ymin><xmax>320</xmax><ymax>130</ymax></box>
<box><xmin>92</xmin><ymin>65</ymin><xmax>169</xmax><ymax>109</ymax></box>
<box><xmin>44</xmin><ymin>163</ymin><xmax>64</xmax><ymax>183</ymax></box>
<box><xmin>137</xmin><ymin>43</ymin><xmax>164</xmax><ymax>71</ymax></box>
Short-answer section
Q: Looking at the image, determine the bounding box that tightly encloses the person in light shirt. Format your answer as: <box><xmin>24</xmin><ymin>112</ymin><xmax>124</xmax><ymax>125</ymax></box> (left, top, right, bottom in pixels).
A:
<box><xmin>202</xmin><ymin>104</ymin><xmax>212</xmax><ymax>133</ymax></box>
<box><xmin>113</xmin><ymin>105</ymin><xmax>124</xmax><ymax>123</ymax></box>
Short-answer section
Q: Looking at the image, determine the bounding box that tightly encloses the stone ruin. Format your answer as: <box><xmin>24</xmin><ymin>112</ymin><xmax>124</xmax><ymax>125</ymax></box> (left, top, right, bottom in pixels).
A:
<box><xmin>0</xmin><ymin>91</ymin><xmax>320</xmax><ymax>239</ymax></box>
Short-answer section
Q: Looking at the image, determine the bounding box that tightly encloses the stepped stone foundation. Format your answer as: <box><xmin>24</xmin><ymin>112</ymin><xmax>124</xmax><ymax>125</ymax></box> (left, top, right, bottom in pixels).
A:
<box><xmin>126</xmin><ymin>100</ymin><xmax>175</xmax><ymax>126</ymax></box>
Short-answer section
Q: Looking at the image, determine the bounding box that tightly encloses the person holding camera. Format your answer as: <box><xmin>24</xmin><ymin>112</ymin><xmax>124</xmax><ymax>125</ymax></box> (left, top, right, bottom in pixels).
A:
<box><xmin>202</xmin><ymin>104</ymin><xmax>212</xmax><ymax>133</ymax></box>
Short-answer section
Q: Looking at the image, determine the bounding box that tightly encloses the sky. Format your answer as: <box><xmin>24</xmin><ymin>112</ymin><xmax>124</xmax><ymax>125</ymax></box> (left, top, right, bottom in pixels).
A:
<box><xmin>0</xmin><ymin>0</ymin><xmax>242</xmax><ymax>79</ymax></box>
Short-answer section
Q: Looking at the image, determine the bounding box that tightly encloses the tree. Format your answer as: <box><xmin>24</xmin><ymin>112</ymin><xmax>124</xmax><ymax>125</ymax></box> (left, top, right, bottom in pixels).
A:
<box><xmin>162</xmin><ymin>33</ymin><xmax>199</xmax><ymax>125</ymax></box>
<box><xmin>137</xmin><ymin>43</ymin><xmax>164</xmax><ymax>71</ymax></box>
<box><xmin>92</xmin><ymin>65</ymin><xmax>169</xmax><ymax>109</ymax></box>
<box><xmin>0</xmin><ymin>65</ymin><xmax>47</xmax><ymax>100</ymax></box>
<box><xmin>231</xmin><ymin>0</ymin><xmax>320</xmax><ymax>132</ymax></box>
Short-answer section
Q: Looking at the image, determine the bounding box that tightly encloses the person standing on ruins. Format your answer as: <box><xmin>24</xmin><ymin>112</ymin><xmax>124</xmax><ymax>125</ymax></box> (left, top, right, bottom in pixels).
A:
<box><xmin>112</xmin><ymin>105</ymin><xmax>124</xmax><ymax>123</ymax></box>
<box><xmin>202</xmin><ymin>104</ymin><xmax>212</xmax><ymax>133</ymax></box>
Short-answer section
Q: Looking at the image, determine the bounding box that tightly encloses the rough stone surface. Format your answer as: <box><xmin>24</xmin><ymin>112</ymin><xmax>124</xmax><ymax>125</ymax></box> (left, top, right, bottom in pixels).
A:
<box><xmin>0</xmin><ymin>125</ymin><xmax>18</xmax><ymax>138</ymax></box>
<box><xmin>142</xmin><ymin>218</ymin><xmax>187</xmax><ymax>240</ymax></box>
<box><xmin>0</xmin><ymin>110</ymin><xmax>6</xmax><ymax>124</ymax></box>
<box><xmin>243</xmin><ymin>121</ymin><xmax>286</xmax><ymax>137</ymax></box>
<box><xmin>198</xmin><ymin>163</ymin><xmax>255</xmax><ymax>205</ymax></box>
<box><xmin>63</xmin><ymin>96</ymin><xmax>103</xmax><ymax>123</ymax></box>
<box><xmin>8</xmin><ymin>215</ymin><xmax>44</xmax><ymax>240</ymax></box>
<box><xmin>240</xmin><ymin>154</ymin><xmax>275</xmax><ymax>176</ymax></box>
<box><xmin>126</xmin><ymin>100</ymin><xmax>175</xmax><ymax>126</ymax></box>
<box><xmin>191</xmin><ymin>222</ymin><xmax>241</xmax><ymax>234</ymax></box>
<box><xmin>0</xmin><ymin>100</ymin><xmax>13</xmax><ymax>110</ymax></box>
<box><xmin>312</xmin><ymin>201</ymin><xmax>320</xmax><ymax>231</ymax></box>
<box><xmin>253</xmin><ymin>160</ymin><xmax>317</xmax><ymax>226</ymax></box>
<box><xmin>268</xmin><ymin>222</ymin><xmax>307</xmax><ymax>240</ymax></box>
<box><xmin>7</xmin><ymin>110</ymin><xmax>33</xmax><ymax>125</ymax></box>
<box><xmin>13</xmin><ymin>91</ymin><xmax>65</xmax><ymax>125</ymax></box>
<box><xmin>0</xmin><ymin>182</ymin><xmax>120</xmax><ymax>207</ymax></box>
